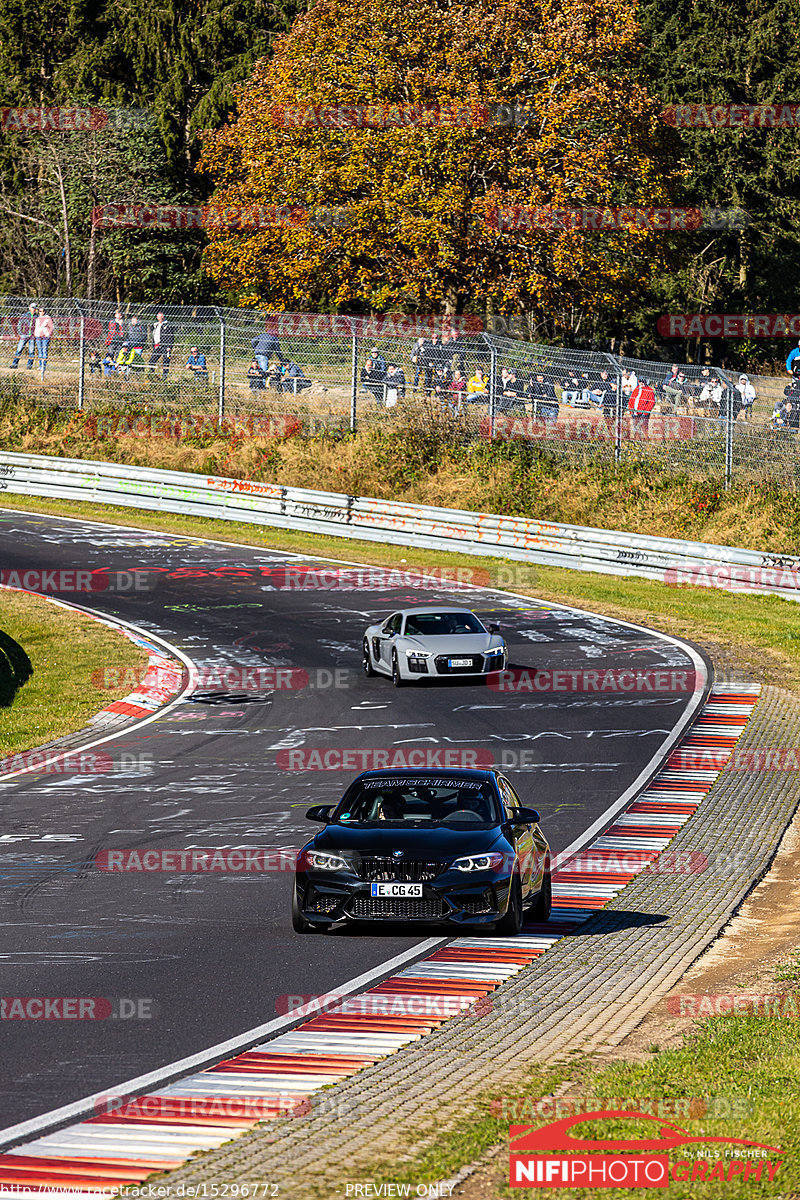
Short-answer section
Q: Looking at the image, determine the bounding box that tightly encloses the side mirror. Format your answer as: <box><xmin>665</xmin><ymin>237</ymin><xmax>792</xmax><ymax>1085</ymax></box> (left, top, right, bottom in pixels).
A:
<box><xmin>305</xmin><ymin>805</ymin><xmax>334</xmax><ymax>823</ymax></box>
<box><xmin>489</xmin><ymin>624</ymin><xmax>500</xmax><ymax>634</ymax></box>
<box><xmin>511</xmin><ymin>807</ymin><xmax>540</xmax><ymax>825</ymax></box>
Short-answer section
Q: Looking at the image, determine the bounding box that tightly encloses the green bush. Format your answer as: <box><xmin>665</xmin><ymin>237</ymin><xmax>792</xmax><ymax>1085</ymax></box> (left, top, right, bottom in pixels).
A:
<box><xmin>0</xmin><ymin>629</ymin><xmax>33</xmax><ymax>707</ymax></box>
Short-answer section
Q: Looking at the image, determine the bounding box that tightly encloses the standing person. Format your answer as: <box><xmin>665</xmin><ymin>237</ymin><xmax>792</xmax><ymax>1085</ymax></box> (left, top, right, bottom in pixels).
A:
<box><xmin>628</xmin><ymin>377</ymin><xmax>656</xmax><ymax>432</ymax></box>
<box><xmin>10</xmin><ymin>303</ymin><xmax>37</xmax><ymax>369</ymax></box>
<box><xmin>34</xmin><ymin>307</ymin><xmax>54</xmax><ymax>374</ymax></box>
<box><xmin>410</xmin><ymin>338</ymin><xmax>427</xmax><ymax>390</ymax></box>
<box><xmin>423</xmin><ymin>334</ymin><xmax>441</xmax><ymax>395</ymax></box>
<box><xmin>149</xmin><ymin>311</ymin><xmax>175</xmax><ymax>377</ymax></box>
<box><xmin>105</xmin><ymin>310</ymin><xmax>125</xmax><ymax>359</ymax></box>
<box><xmin>528</xmin><ymin>373</ymin><xmax>559</xmax><ymax>424</ymax></box>
<box><xmin>785</xmin><ymin>340</ymin><xmax>800</xmax><ymax>375</ymax></box>
<box><xmin>127</xmin><ymin>316</ymin><xmax>145</xmax><ymax>352</ymax></box>
<box><xmin>734</xmin><ymin>374</ymin><xmax>756</xmax><ymax>421</ymax></box>
<box><xmin>252</xmin><ymin>329</ymin><xmax>287</xmax><ymax>375</ymax></box>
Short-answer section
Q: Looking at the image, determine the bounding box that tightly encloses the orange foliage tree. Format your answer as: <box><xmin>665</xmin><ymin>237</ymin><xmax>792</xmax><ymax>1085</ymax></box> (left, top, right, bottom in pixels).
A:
<box><xmin>200</xmin><ymin>0</ymin><xmax>677</xmax><ymax>337</ymax></box>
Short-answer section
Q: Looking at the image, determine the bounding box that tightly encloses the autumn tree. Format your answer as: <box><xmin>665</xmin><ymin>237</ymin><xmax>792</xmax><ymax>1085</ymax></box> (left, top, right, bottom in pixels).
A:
<box><xmin>200</xmin><ymin>0</ymin><xmax>677</xmax><ymax>339</ymax></box>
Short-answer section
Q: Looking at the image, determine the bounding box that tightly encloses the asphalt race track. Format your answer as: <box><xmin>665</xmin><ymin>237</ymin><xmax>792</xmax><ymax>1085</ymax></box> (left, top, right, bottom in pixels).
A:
<box><xmin>0</xmin><ymin>509</ymin><xmax>704</xmax><ymax>1129</ymax></box>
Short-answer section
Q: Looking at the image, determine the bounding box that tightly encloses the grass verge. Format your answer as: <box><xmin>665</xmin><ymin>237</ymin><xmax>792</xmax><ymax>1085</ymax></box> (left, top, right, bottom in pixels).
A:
<box><xmin>354</xmin><ymin>961</ymin><xmax>800</xmax><ymax>1198</ymax></box>
<box><xmin>1</xmin><ymin>491</ymin><xmax>798</xmax><ymax>692</ymax></box>
<box><xmin>0</xmin><ymin>589</ymin><xmax>149</xmax><ymax>756</ymax></box>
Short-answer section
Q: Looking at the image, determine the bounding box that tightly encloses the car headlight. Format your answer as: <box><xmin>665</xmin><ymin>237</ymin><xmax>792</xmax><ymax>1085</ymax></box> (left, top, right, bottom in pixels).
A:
<box><xmin>485</xmin><ymin>646</ymin><xmax>504</xmax><ymax>656</ymax></box>
<box><xmin>452</xmin><ymin>852</ymin><xmax>507</xmax><ymax>873</ymax></box>
<box><xmin>406</xmin><ymin>650</ymin><xmax>431</xmax><ymax>659</ymax></box>
<box><xmin>304</xmin><ymin>850</ymin><xmax>350</xmax><ymax>871</ymax></box>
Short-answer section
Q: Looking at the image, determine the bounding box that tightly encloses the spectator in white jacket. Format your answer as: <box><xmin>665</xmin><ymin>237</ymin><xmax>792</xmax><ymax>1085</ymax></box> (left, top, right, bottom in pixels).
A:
<box><xmin>620</xmin><ymin>368</ymin><xmax>638</xmax><ymax>398</ymax></box>
<box><xmin>34</xmin><ymin>309</ymin><xmax>54</xmax><ymax>373</ymax></box>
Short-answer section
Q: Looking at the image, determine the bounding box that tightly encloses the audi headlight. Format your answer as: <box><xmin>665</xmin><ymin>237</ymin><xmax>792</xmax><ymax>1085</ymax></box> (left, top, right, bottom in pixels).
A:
<box><xmin>452</xmin><ymin>852</ymin><xmax>507</xmax><ymax>873</ymax></box>
<box><xmin>305</xmin><ymin>850</ymin><xmax>350</xmax><ymax>871</ymax></box>
<box><xmin>485</xmin><ymin>646</ymin><xmax>504</xmax><ymax>656</ymax></box>
<box><xmin>406</xmin><ymin>649</ymin><xmax>431</xmax><ymax>659</ymax></box>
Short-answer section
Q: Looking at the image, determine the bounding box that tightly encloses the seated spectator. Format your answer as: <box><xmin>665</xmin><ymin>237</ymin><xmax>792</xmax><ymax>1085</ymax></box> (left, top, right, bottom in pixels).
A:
<box><xmin>773</xmin><ymin>398</ymin><xmax>800</xmax><ymax>431</ymax></box>
<box><xmin>584</xmin><ymin>369</ymin><xmax>615</xmax><ymax>412</ymax></box>
<box><xmin>88</xmin><ymin>350</ymin><xmax>101</xmax><ymax>376</ymax></box>
<box><xmin>527</xmin><ymin>373</ymin><xmax>559</xmax><ymax>423</ymax></box>
<box><xmin>384</xmin><ymin>363</ymin><xmax>406</xmax><ymax>406</ymax></box>
<box><xmin>186</xmin><ymin>346</ymin><xmax>208</xmax><ymax>380</ymax></box>
<box><xmin>560</xmin><ymin>372</ymin><xmax>582</xmax><ymax>406</ymax></box>
<box><xmin>361</xmin><ymin>354</ymin><xmax>386</xmax><ymax>402</ymax></box>
<box><xmin>281</xmin><ymin>361</ymin><xmax>312</xmax><ymax>393</ymax></box>
<box><xmin>466</xmin><ymin>369</ymin><xmax>489</xmax><ymax>400</ymax></box>
<box><xmin>662</xmin><ymin>364</ymin><xmax>682</xmax><ymax>405</ymax></box>
<box><xmin>628</xmin><ymin>377</ymin><xmax>656</xmax><ymax>429</ymax></box>
<box><xmin>700</xmin><ymin>376</ymin><xmax>724</xmax><ymax>416</ymax></box>
<box><xmin>116</xmin><ymin>342</ymin><xmax>145</xmax><ymax>375</ymax></box>
<box><xmin>266</xmin><ymin>361</ymin><xmax>283</xmax><ymax>391</ymax></box>
<box><xmin>248</xmin><ymin>360</ymin><xmax>266</xmax><ymax>391</ymax></box>
<box><xmin>102</xmin><ymin>353</ymin><xmax>117</xmax><ymax>377</ymax></box>
<box><xmin>620</xmin><ymin>367</ymin><xmax>638</xmax><ymax>398</ymax></box>
<box><xmin>448</xmin><ymin>371</ymin><xmax>467</xmax><ymax>415</ymax></box>
<box><xmin>734</xmin><ymin>373</ymin><xmax>756</xmax><ymax>419</ymax></box>
<box><xmin>497</xmin><ymin>367</ymin><xmax>525</xmax><ymax>412</ymax></box>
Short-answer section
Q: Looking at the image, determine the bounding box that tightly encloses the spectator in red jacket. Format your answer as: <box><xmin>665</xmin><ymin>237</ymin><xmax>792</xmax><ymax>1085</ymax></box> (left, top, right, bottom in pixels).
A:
<box><xmin>628</xmin><ymin>377</ymin><xmax>656</xmax><ymax>432</ymax></box>
<box><xmin>105</xmin><ymin>311</ymin><xmax>125</xmax><ymax>358</ymax></box>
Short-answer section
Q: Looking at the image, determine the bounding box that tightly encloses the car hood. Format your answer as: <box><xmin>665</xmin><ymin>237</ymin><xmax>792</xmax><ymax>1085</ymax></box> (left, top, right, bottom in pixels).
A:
<box><xmin>403</xmin><ymin>634</ymin><xmax>499</xmax><ymax>653</ymax></box>
<box><xmin>310</xmin><ymin>824</ymin><xmax>507</xmax><ymax>858</ymax></box>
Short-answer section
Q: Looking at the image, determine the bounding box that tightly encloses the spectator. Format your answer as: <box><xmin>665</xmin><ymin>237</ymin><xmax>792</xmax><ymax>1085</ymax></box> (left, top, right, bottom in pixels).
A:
<box><xmin>88</xmin><ymin>351</ymin><xmax>101</xmax><ymax>376</ymax></box>
<box><xmin>149</xmin><ymin>311</ymin><xmax>175</xmax><ymax>377</ymax></box>
<box><xmin>528</xmin><ymin>373</ymin><xmax>559</xmax><ymax>424</ymax></box>
<box><xmin>620</xmin><ymin>367</ymin><xmax>638</xmax><ymax>399</ymax></box>
<box><xmin>102</xmin><ymin>352</ymin><xmax>117</xmax><ymax>377</ymax></box>
<box><xmin>445</xmin><ymin>329</ymin><xmax>467</xmax><ymax>377</ymax></box>
<box><xmin>252</xmin><ymin>330</ymin><xmax>287</xmax><ymax>374</ymax></box>
<box><xmin>116</xmin><ymin>342</ymin><xmax>145</xmax><ymax>375</ymax></box>
<box><xmin>370</xmin><ymin>346</ymin><xmax>387</xmax><ymax>375</ymax></box>
<box><xmin>662</xmin><ymin>364</ymin><xmax>682</xmax><ymax>405</ymax></box>
<box><xmin>105</xmin><ymin>310</ymin><xmax>125</xmax><ymax>358</ymax></box>
<box><xmin>628</xmin><ymin>377</ymin><xmax>656</xmax><ymax>431</ymax></box>
<box><xmin>10</xmin><ymin>303</ymin><xmax>37</xmax><ymax>369</ymax></box>
<box><xmin>127</xmin><ymin>316</ymin><xmax>145</xmax><ymax>352</ymax></box>
<box><xmin>448</xmin><ymin>370</ymin><xmax>467</xmax><ymax>415</ymax></box>
<box><xmin>585</xmin><ymin>368</ymin><xmax>615</xmax><ymax>411</ymax></box>
<box><xmin>560</xmin><ymin>372</ymin><xmax>582</xmax><ymax>406</ymax></box>
<box><xmin>497</xmin><ymin>367</ymin><xmax>525</xmax><ymax>413</ymax></box>
<box><xmin>410</xmin><ymin>338</ymin><xmax>427</xmax><ymax>389</ymax></box>
<box><xmin>385</xmin><ymin>363</ymin><xmax>406</xmax><ymax>406</ymax></box>
<box><xmin>466</xmin><ymin>369</ymin><xmax>489</xmax><ymax>401</ymax></box>
<box><xmin>734</xmin><ymin>373</ymin><xmax>756</xmax><ymax>420</ymax></box>
<box><xmin>423</xmin><ymin>334</ymin><xmax>441</xmax><ymax>394</ymax></box>
<box><xmin>785</xmin><ymin>339</ymin><xmax>800</xmax><ymax>374</ymax></box>
<box><xmin>772</xmin><ymin>398</ymin><xmax>800</xmax><ymax>431</ymax></box>
<box><xmin>360</xmin><ymin>353</ymin><xmax>386</xmax><ymax>402</ymax></box>
<box><xmin>34</xmin><ymin>307</ymin><xmax>54</xmax><ymax>373</ymax></box>
<box><xmin>700</xmin><ymin>375</ymin><xmax>724</xmax><ymax>419</ymax></box>
<box><xmin>247</xmin><ymin>360</ymin><xmax>266</xmax><ymax>391</ymax></box>
<box><xmin>186</xmin><ymin>346</ymin><xmax>208</xmax><ymax>381</ymax></box>
<box><xmin>598</xmin><ymin>371</ymin><xmax>618</xmax><ymax>430</ymax></box>
<box><xmin>266</xmin><ymin>361</ymin><xmax>283</xmax><ymax>391</ymax></box>
<box><xmin>281</xmin><ymin>361</ymin><xmax>312</xmax><ymax>393</ymax></box>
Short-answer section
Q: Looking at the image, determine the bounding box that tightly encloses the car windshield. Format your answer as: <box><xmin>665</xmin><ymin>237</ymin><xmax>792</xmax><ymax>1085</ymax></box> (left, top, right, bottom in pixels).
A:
<box><xmin>331</xmin><ymin>778</ymin><xmax>500</xmax><ymax>827</ymax></box>
<box><xmin>404</xmin><ymin>612</ymin><xmax>485</xmax><ymax>636</ymax></box>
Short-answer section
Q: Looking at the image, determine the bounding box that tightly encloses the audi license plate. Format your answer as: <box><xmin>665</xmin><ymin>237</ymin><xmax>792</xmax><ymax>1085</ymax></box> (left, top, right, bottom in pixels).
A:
<box><xmin>448</xmin><ymin>657</ymin><xmax>473</xmax><ymax>668</ymax></box>
<box><xmin>370</xmin><ymin>882</ymin><xmax>423</xmax><ymax>897</ymax></box>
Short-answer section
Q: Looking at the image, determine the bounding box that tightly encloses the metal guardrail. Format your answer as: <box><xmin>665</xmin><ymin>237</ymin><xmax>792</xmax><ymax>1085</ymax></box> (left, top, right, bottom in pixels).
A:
<box><xmin>0</xmin><ymin>451</ymin><xmax>797</xmax><ymax>600</ymax></box>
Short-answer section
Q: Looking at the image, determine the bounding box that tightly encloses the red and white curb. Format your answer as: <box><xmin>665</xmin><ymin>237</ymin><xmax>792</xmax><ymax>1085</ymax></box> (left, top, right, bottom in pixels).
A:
<box><xmin>0</xmin><ymin>684</ymin><xmax>760</xmax><ymax>1195</ymax></box>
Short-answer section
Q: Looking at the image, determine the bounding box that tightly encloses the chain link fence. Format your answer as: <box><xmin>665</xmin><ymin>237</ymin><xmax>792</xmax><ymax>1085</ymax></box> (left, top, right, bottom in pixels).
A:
<box><xmin>1</xmin><ymin>294</ymin><xmax>798</xmax><ymax>487</ymax></box>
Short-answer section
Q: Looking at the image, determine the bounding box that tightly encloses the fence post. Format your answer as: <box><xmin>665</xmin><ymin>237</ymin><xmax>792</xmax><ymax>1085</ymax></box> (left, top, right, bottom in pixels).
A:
<box><xmin>725</xmin><ymin>379</ymin><xmax>734</xmax><ymax>489</ymax></box>
<box><xmin>605</xmin><ymin>354</ymin><xmax>622</xmax><ymax>463</ymax></box>
<box><xmin>74</xmin><ymin>300</ymin><xmax>85</xmax><ymax>411</ymax></box>
<box><xmin>350</xmin><ymin>328</ymin><xmax>358</xmax><ymax>432</ymax></box>
<box><xmin>213</xmin><ymin>307</ymin><xmax>226</xmax><ymax>423</ymax></box>
<box><xmin>482</xmin><ymin>333</ymin><xmax>497</xmax><ymax>438</ymax></box>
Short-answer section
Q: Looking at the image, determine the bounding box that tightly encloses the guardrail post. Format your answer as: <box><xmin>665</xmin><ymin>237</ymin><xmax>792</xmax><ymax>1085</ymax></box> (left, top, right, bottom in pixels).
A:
<box><xmin>213</xmin><ymin>307</ymin><xmax>226</xmax><ymax>423</ymax></box>
<box><xmin>350</xmin><ymin>328</ymin><xmax>358</xmax><ymax>432</ymax></box>
<box><xmin>74</xmin><ymin>300</ymin><xmax>85</xmax><ymax>411</ymax></box>
<box><xmin>483</xmin><ymin>333</ymin><xmax>498</xmax><ymax>437</ymax></box>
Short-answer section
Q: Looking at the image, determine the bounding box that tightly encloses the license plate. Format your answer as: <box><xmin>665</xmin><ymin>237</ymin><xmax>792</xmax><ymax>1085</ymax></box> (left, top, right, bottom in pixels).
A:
<box><xmin>448</xmin><ymin>657</ymin><xmax>473</xmax><ymax>668</ymax></box>
<box><xmin>370</xmin><ymin>882</ymin><xmax>423</xmax><ymax>897</ymax></box>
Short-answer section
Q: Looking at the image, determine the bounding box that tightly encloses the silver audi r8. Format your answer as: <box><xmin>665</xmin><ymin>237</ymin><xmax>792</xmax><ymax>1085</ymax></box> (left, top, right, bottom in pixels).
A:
<box><xmin>362</xmin><ymin>607</ymin><xmax>508</xmax><ymax>685</ymax></box>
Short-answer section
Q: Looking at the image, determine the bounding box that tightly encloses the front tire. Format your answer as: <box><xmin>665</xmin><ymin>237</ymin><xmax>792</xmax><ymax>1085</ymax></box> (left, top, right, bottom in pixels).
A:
<box><xmin>362</xmin><ymin>639</ymin><xmax>376</xmax><ymax>677</ymax></box>
<box><xmin>292</xmin><ymin>886</ymin><xmax>327</xmax><ymax>934</ymax></box>
<box><xmin>391</xmin><ymin>651</ymin><xmax>406</xmax><ymax>688</ymax></box>
<box><xmin>529</xmin><ymin>866</ymin><xmax>552</xmax><ymax>921</ymax></box>
<box><xmin>496</xmin><ymin>875</ymin><xmax>523</xmax><ymax>936</ymax></box>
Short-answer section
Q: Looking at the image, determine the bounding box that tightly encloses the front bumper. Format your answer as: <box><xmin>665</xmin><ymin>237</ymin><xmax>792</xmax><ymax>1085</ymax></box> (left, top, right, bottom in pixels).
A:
<box><xmin>296</xmin><ymin>869</ymin><xmax>514</xmax><ymax>925</ymax></box>
<box><xmin>403</xmin><ymin>650</ymin><xmax>507</xmax><ymax>679</ymax></box>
